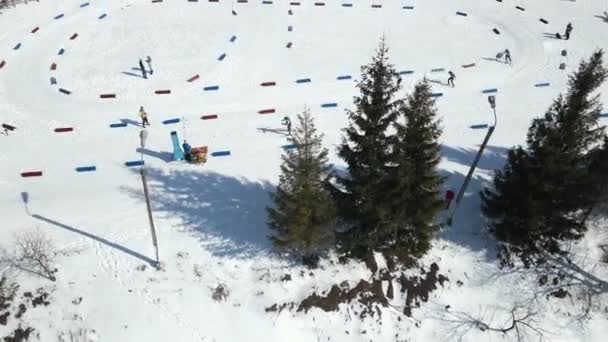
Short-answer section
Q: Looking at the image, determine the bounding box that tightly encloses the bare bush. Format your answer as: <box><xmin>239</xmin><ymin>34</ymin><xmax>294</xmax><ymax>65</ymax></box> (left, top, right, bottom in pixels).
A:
<box><xmin>430</xmin><ymin>304</ymin><xmax>549</xmax><ymax>342</ymax></box>
<box><xmin>1</xmin><ymin>229</ymin><xmax>57</xmax><ymax>281</ymax></box>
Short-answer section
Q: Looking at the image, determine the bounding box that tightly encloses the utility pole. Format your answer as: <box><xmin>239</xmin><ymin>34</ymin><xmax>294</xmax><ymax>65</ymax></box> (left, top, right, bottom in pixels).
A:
<box><xmin>139</xmin><ymin>130</ymin><xmax>160</xmax><ymax>269</ymax></box>
<box><xmin>447</xmin><ymin>96</ymin><xmax>497</xmax><ymax>226</ymax></box>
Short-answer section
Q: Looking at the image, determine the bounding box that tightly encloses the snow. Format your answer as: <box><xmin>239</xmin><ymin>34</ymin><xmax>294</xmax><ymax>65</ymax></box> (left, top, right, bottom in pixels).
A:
<box><xmin>1</xmin><ymin>0</ymin><xmax>607</xmax><ymax>341</ymax></box>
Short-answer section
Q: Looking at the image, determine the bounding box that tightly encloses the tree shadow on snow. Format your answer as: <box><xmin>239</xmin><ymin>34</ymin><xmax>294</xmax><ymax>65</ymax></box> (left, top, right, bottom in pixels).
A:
<box><xmin>438</xmin><ymin>144</ymin><xmax>510</xmax><ymax>260</ymax></box>
<box><xmin>122</xmin><ymin>168</ymin><xmax>273</xmax><ymax>258</ymax></box>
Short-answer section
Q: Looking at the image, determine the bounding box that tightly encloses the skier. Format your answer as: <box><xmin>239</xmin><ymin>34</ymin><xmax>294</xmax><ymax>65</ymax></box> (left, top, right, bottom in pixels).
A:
<box><xmin>139</xmin><ymin>58</ymin><xmax>147</xmax><ymax>79</ymax></box>
<box><xmin>281</xmin><ymin>116</ymin><xmax>292</xmax><ymax>135</ymax></box>
<box><xmin>564</xmin><ymin>22</ymin><xmax>573</xmax><ymax>40</ymax></box>
<box><xmin>182</xmin><ymin>140</ymin><xmax>192</xmax><ymax>162</ymax></box>
<box><xmin>447</xmin><ymin>71</ymin><xmax>455</xmax><ymax>88</ymax></box>
<box><xmin>139</xmin><ymin>106</ymin><xmax>150</xmax><ymax>127</ymax></box>
<box><xmin>504</xmin><ymin>49</ymin><xmax>512</xmax><ymax>64</ymax></box>
<box><xmin>145</xmin><ymin>56</ymin><xmax>153</xmax><ymax>75</ymax></box>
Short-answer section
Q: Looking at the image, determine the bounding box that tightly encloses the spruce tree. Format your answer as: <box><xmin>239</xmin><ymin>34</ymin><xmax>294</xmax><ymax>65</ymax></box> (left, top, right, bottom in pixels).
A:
<box><xmin>481</xmin><ymin>50</ymin><xmax>608</xmax><ymax>265</ymax></box>
<box><xmin>267</xmin><ymin>109</ymin><xmax>336</xmax><ymax>262</ymax></box>
<box><xmin>587</xmin><ymin>137</ymin><xmax>608</xmax><ymax>216</ymax></box>
<box><xmin>387</xmin><ymin>80</ymin><xmax>444</xmax><ymax>259</ymax></box>
<box><xmin>332</xmin><ymin>39</ymin><xmax>403</xmax><ymax>258</ymax></box>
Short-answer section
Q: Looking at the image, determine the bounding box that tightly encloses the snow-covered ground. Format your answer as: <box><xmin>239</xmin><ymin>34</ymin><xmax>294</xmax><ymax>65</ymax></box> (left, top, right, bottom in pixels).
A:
<box><xmin>1</xmin><ymin>0</ymin><xmax>607</xmax><ymax>341</ymax></box>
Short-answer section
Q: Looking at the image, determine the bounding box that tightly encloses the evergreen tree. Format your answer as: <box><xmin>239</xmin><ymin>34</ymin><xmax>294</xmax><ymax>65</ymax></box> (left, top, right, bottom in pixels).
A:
<box><xmin>332</xmin><ymin>39</ymin><xmax>403</xmax><ymax>258</ymax></box>
<box><xmin>587</xmin><ymin>137</ymin><xmax>608</xmax><ymax>216</ymax></box>
<box><xmin>387</xmin><ymin>80</ymin><xmax>444</xmax><ymax>259</ymax></box>
<box><xmin>267</xmin><ymin>109</ymin><xmax>336</xmax><ymax>262</ymax></box>
<box><xmin>482</xmin><ymin>50</ymin><xmax>607</xmax><ymax>265</ymax></box>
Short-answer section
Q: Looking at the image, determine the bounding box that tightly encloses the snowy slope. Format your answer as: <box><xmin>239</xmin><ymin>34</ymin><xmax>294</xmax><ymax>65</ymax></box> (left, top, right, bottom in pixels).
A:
<box><xmin>1</xmin><ymin>0</ymin><xmax>607</xmax><ymax>341</ymax></box>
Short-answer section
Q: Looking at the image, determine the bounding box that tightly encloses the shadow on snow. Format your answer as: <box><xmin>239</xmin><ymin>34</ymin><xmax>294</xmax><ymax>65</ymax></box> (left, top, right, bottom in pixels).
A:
<box><xmin>122</xmin><ymin>168</ymin><xmax>273</xmax><ymax>258</ymax></box>
<box><xmin>438</xmin><ymin>144</ymin><xmax>510</xmax><ymax>260</ymax></box>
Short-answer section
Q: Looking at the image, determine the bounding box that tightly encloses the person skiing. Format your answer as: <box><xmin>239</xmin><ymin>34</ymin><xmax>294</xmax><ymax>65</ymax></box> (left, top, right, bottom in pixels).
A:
<box><xmin>504</xmin><ymin>49</ymin><xmax>512</xmax><ymax>64</ymax></box>
<box><xmin>564</xmin><ymin>22</ymin><xmax>573</xmax><ymax>40</ymax></box>
<box><xmin>145</xmin><ymin>56</ymin><xmax>153</xmax><ymax>75</ymax></box>
<box><xmin>139</xmin><ymin>106</ymin><xmax>150</xmax><ymax>127</ymax></box>
<box><xmin>447</xmin><ymin>71</ymin><xmax>455</xmax><ymax>88</ymax></box>
<box><xmin>182</xmin><ymin>140</ymin><xmax>192</xmax><ymax>162</ymax></box>
<box><xmin>281</xmin><ymin>116</ymin><xmax>292</xmax><ymax>135</ymax></box>
<box><xmin>139</xmin><ymin>58</ymin><xmax>147</xmax><ymax>79</ymax></box>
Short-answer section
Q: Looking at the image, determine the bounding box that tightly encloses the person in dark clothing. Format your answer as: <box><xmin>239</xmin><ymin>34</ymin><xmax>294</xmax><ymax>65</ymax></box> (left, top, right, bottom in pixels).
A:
<box><xmin>139</xmin><ymin>59</ymin><xmax>147</xmax><ymax>79</ymax></box>
<box><xmin>565</xmin><ymin>22</ymin><xmax>573</xmax><ymax>40</ymax></box>
<box><xmin>281</xmin><ymin>116</ymin><xmax>292</xmax><ymax>135</ymax></box>
<box><xmin>504</xmin><ymin>49</ymin><xmax>512</xmax><ymax>64</ymax></box>
<box><xmin>145</xmin><ymin>56</ymin><xmax>153</xmax><ymax>75</ymax></box>
<box><xmin>182</xmin><ymin>140</ymin><xmax>192</xmax><ymax>162</ymax></box>
<box><xmin>139</xmin><ymin>106</ymin><xmax>150</xmax><ymax>127</ymax></box>
<box><xmin>447</xmin><ymin>71</ymin><xmax>455</xmax><ymax>87</ymax></box>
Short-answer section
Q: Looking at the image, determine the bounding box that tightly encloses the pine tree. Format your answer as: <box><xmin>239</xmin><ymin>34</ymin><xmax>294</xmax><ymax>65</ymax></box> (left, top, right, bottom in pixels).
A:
<box><xmin>332</xmin><ymin>38</ymin><xmax>403</xmax><ymax>258</ymax></box>
<box><xmin>267</xmin><ymin>109</ymin><xmax>336</xmax><ymax>262</ymax></box>
<box><xmin>387</xmin><ymin>80</ymin><xmax>444</xmax><ymax>259</ymax></box>
<box><xmin>481</xmin><ymin>50</ymin><xmax>608</xmax><ymax>265</ymax></box>
<box><xmin>587</xmin><ymin>137</ymin><xmax>608</xmax><ymax>216</ymax></box>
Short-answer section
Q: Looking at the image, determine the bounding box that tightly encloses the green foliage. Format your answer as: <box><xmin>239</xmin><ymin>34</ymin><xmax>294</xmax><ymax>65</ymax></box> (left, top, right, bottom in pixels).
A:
<box><xmin>587</xmin><ymin>137</ymin><xmax>608</xmax><ymax>215</ymax></box>
<box><xmin>333</xmin><ymin>38</ymin><xmax>403</xmax><ymax>258</ymax></box>
<box><xmin>481</xmin><ymin>50</ymin><xmax>608</xmax><ymax>265</ymax></box>
<box><xmin>267</xmin><ymin>109</ymin><xmax>336</xmax><ymax>260</ymax></box>
<box><xmin>387</xmin><ymin>81</ymin><xmax>444</xmax><ymax>258</ymax></box>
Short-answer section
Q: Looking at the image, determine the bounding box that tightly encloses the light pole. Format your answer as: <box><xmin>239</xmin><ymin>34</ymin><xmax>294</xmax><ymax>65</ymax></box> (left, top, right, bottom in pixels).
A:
<box><xmin>446</xmin><ymin>96</ymin><xmax>497</xmax><ymax>226</ymax></box>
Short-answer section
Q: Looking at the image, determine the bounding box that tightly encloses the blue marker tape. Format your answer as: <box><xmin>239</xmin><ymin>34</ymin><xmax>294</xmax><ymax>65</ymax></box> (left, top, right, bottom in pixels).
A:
<box><xmin>76</xmin><ymin>166</ymin><xmax>96</xmax><ymax>172</ymax></box>
<box><xmin>125</xmin><ymin>160</ymin><xmax>144</xmax><ymax>167</ymax></box>
<box><xmin>321</xmin><ymin>102</ymin><xmax>338</xmax><ymax>108</ymax></box>
<box><xmin>336</xmin><ymin>75</ymin><xmax>352</xmax><ymax>80</ymax></box>
<box><xmin>211</xmin><ymin>151</ymin><xmax>231</xmax><ymax>157</ymax></box>
<box><xmin>203</xmin><ymin>85</ymin><xmax>220</xmax><ymax>91</ymax></box>
<box><xmin>296</xmin><ymin>78</ymin><xmax>311</xmax><ymax>83</ymax></box>
<box><xmin>162</xmin><ymin>118</ymin><xmax>181</xmax><ymax>125</ymax></box>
